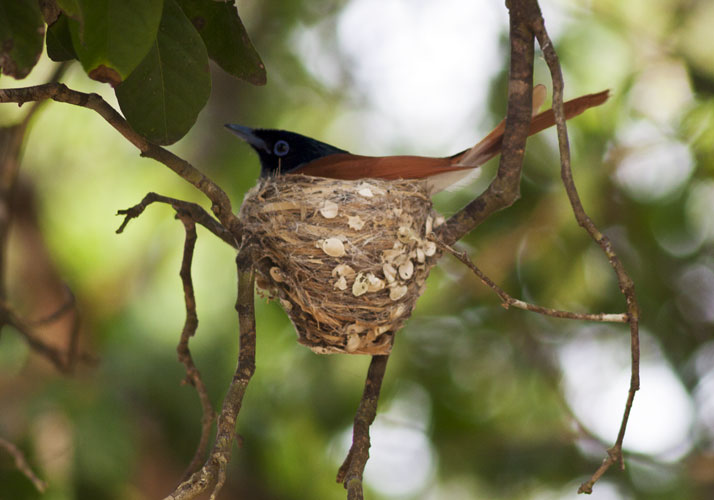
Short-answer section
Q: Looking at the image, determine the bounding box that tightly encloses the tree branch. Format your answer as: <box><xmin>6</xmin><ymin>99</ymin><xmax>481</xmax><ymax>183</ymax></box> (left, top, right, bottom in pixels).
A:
<box><xmin>116</xmin><ymin>192</ymin><xmax>238</xmax><ymax>248</ymax></box>
<box><xmin>336</xmin><ymin>354</ymin><xmax>391</xmax><ymax>499</ymax></box>
<box><xmin>438</xmin><ymin>0</ymin><xmax>541</xmax><ymax>245</ymax></box>
<box><xmin>175</xmin><ymin>215</ymin><xmax>217</xmax><ymax>481</ymax></box>
<box><xmin>165</xmin><ymin>250</ymin><xmax>257</xmax><ymax>500</ymax></box>
<box><xmin>439</xmin><ymin>242</ymin><xmax>628</xmax><ymax>323</ymax></box>
<box><xmin>0</xmin><ymin>436</ymin><xmax>47</xmax><ymax>493</ymax></box>
<box><xmin>531</xmin><ymin>12</ymin><xmax>640</xmax><ymax>494</ymax></box>
<box><xmin>0</xmin><ymin>299</ymin><xmax>92</xmax><ymax>373</ymax></box>
<box><xmin>0</xmin><ymin>83</ymin><xmax>241</xmax><ymax>237</ymax></box>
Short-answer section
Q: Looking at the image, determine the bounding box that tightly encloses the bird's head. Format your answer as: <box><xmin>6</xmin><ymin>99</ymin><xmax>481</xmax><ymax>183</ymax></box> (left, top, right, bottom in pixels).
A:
<box><xmin>225</xmin><ymin>125</ymin><xmax>348</xmax><ymax>177</ymax></box>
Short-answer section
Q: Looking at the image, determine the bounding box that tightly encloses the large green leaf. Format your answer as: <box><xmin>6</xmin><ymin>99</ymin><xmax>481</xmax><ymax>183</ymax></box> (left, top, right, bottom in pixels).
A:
<box><xmin>0</xmin><ymin>0</ymin><xmax>45</xmax><ymax>79</ymax></box>
<box><xmin>67</xmin><ymin>0</ymin><xmax>163</xmax><ymax>85</ymax></box>
<box><xmin>115</xmin><ymin>0</ymin><xmax>211</xmax><ymax>145</ymax></box>
<box><xmin>46</xmin><ymin>14</ymin><xmax>78</xmax><ymax>62</ymax></box>
<box><xmin>176</xmin><ymin>0</ymin><xmax>266</xmax><ymax>85</ymax></box>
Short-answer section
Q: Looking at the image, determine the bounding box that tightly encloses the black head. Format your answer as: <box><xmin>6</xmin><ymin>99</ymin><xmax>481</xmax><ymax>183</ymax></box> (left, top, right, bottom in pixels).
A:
<box><xmin>225</xmin><ymin>125</ymin><xmax>349</xmax><ymax>177</ymax></box>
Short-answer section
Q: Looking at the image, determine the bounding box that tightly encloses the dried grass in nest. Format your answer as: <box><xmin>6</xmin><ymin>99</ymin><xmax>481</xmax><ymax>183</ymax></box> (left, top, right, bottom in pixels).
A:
<box><xmin>239</xmin><ymin>175</ymin><xmax>444</xmax><ymax>355</ymax></box>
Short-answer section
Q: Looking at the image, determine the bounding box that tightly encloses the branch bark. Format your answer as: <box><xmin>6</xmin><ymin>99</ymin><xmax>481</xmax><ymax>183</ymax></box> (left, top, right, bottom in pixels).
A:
<box><xmin>531</xmin><ymin>12</ymin><xmax>640</xmax><ymax>495</ymax></box>
<box><xmin>117</xmin><ymin>192</ymin><xmax>238</xmax><ymax>248</ymax></box>
<box><xmin>0</xmin><ymin>437</ymin><xmax>47</xmax><ymax>493</ymax></box>
<box><xmin>440</xmin><ymin>242</ymin><xmax>628</xmax><ymax>323</ymax></box>
<box><xmin>176</xmin><ymin>215</ymin><xmax>217</xmax><ymax>481</ymax></box>
<box><xmin>165</xmin><ymin>250</ymin><xmax>257</xmax><ymax>500</ymax></box>
<box><xmin>0</xmin><ymin>83</ymin><xmax>241</xmax><ymax>238</ymax></box>
<box><xmin>336</xmin><ymin>354</ymin><xmax>391</xmax><ymax>499</ymax></box>
<box><xmin>438</xmin><ymin>0</ymin><xmax>541</xmax><ymax>245</ymax></box>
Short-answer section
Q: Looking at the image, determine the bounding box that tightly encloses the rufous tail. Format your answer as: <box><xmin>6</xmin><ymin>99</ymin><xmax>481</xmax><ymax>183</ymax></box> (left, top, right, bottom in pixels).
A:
<box><xmin>455</xmin><ymin>88</ymin><xmax>610</xmax><ymax>167</ymax></box>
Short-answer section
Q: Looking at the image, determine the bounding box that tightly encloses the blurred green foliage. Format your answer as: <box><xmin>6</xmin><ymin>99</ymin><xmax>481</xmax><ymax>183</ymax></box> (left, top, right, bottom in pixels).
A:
<box><xmin>1</xmin><ymin>1</ymin><xmax>714</xmax><ymax>499</ymax></box>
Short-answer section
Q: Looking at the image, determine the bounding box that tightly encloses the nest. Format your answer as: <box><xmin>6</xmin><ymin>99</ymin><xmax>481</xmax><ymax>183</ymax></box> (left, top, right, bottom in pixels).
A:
<box><xmin>238</xmin><ymin>175</ymin><xmax>443</xmax><ymax>355</ymax></box>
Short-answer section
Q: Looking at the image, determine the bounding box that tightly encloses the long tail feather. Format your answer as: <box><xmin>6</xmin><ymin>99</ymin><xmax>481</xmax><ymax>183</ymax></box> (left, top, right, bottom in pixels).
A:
<box><xmin>455</xmin><ymin>89</ymin><xmax>609</xmax><ymax>167</ymax></box>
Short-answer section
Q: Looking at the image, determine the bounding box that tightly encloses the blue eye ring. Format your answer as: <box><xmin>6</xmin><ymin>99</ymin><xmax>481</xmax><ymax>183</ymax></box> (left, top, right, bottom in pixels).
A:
<box><xmin>274</xmin><ymin>140</ymin><xmax>289</xmax><ymax>156</ymax></box>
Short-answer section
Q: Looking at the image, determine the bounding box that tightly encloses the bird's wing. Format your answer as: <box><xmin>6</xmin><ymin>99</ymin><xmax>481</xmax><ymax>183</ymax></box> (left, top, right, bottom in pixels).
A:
<box><xmin>293</xmin><ymin>153</ymin><xmax>464</xmax><ymax>181</ymax></box>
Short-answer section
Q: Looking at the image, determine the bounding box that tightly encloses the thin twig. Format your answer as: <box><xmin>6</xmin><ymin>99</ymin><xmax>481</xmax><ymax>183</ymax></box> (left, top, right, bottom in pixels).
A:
<box><xmin>25</xmin><ymin>285</ymin><xmax>83</xmax><ymax>370</ymax></box>
<box><xmin>25</xmin><ymin>285</ymin><xmax>76</xmax><ymax>326</ymax></box>
<box><xmin>0</xmin><ymin>299</ymin><xmax>93</xmax><ymax>372</ymax></box>
<box><xmin>116</xmin><ymin>192</ymin><xmax>238</xmax><ymax>248</ymax></box>
<box><xmin>165</xmin><ymin>250</ymin><xmax>257</xmax><ymax>500</ymax></box>
<box><xmin>176</xmin><ymin>215</ymin><xmax>217</xmax><ymax>481</ymax></box>
<box><xmin>531</xmin><ymin>12</ymin><xmax>640</xmax><ymax>494</ymax></box>
<box><xmin>438</xmin><ymin>241</ymin><xmax>628</xmax><ymax>323</ymax></box>
<box><xmin>337</xmin><ymin>354</ymin><xmax>391</xmax><ymax>500</ymax></box>
<box><xmin>0</xmin><ymin>83</ymin><xmax>241</xmax><ymax>236</ymax></box>
<box><xmin>0</xmin><ymin>436</ymin><xmax>47</xmax><ymax>493</ymax></box>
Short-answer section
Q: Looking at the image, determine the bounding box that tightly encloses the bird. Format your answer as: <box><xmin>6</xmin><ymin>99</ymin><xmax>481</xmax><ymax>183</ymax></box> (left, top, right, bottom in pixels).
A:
<box><xmin>226</xmin><ymin>86</ymin><xmax>609</xmax><ymax>194</ymax></box>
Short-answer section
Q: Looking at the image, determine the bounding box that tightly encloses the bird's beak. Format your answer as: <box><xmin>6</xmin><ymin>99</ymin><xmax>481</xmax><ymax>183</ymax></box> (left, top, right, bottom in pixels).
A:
<box><xmin>225</xmin><ymin>124</ymin><xmax>269</xmax><ymax>153</ymax></box>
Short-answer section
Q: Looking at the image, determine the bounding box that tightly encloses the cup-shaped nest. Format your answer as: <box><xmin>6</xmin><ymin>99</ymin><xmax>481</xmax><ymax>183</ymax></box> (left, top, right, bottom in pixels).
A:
<box><xmin>239</xmin><ymin>175</ymin><xmax>443</xmax><ymax>354</ymax></box>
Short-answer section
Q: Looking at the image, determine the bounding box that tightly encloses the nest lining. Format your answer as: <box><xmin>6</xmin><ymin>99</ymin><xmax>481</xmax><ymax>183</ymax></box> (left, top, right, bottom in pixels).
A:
<box><xmin>239</xmin><ymin>175</ymin><xmax>443</xmax><ymax>355</ymax></box>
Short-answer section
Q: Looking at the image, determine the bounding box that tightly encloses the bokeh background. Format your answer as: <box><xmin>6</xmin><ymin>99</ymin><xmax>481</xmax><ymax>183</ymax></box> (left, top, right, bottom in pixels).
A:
<box><xmin>2</xmin><ymin>0</ymin><xmax>714</xmax><ymax>498</ymax></box>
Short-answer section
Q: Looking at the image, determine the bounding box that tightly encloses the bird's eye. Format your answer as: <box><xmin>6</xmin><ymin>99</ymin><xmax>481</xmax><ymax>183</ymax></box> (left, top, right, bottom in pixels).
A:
<box><xmin>273</xmin><ymin>140</ymin><xmax>289</xmax><ymax>156</ymax></box>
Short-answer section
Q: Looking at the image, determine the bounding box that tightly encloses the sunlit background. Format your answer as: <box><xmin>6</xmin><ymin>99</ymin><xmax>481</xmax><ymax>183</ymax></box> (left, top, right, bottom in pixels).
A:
<box><xmin>1</xmin><ymin>0</ymin><xmax>714</xmax><ymax>499</ymax></box>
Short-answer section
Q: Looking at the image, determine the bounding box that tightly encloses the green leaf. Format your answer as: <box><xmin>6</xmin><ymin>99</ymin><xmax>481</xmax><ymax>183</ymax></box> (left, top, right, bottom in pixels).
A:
<box><xmin>176</xmin><ymin>0</ymin><xmax>266</xmax><ymax>85</ymax></box>
<box><xmin>115</xmin><ymin>0</ymin><xmax>211</xmax><ymax>145</ymax></box>
<box><xmin>67</xmin><ymin>0</ymin><xmax>163</xmax><ymax>86</ymax></box>
<box><xmin>46</xmin><ymin>14</ymin><xmax>78</xmax><ymax>62</ymax></box>
<box><xmin>0</xmin><ymin>0</ymin><xmax>45</xmax><ymax>79</ymax></box>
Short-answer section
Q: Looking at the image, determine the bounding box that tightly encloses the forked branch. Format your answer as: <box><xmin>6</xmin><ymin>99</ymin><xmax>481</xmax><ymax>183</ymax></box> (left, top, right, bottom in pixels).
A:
<box><xmin>438</xmin><ymin>0</ymin><xmax>541</xmax><ymax>245</ymax></box>
<box><xmin>532</xmin><ymin>12</ymin><xmax>640</xmax><ymax>495</ymax></box>
<box><xmin>165</xmin><ymin>249</ymin><xmax>257</xmax><ymax>500</ymax></box>
<box><xmin>116</xmin><ymin>192</ymin><xmax>237</xmax><ymax>248</ymax></box>
<box><xmin>0</xmin><ymin>83</ymin><xmax>241</xmax><ymax>237</ymax></box>
<box><xmin>440</xmin><ymin>242</ymin><xmax>628</xmax><ymax>323</ymax></box>
<box><xmin>175</xmin><ymin>215</ymin><xmax>217</xmax><ymax>480</ymax></box>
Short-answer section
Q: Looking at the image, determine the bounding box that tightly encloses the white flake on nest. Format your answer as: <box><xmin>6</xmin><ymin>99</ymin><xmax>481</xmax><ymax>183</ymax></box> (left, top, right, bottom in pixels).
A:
<box><xmin>416</xmin><ymin>248</ymin><xmax>425</xmax><ymax>263</ymax></box>
<box><xmin>348</xmin><ymin>215</ymin><xmax>365</xmax><ymax>230</ymax></box>
<box><xmin>332</xmin><ymin>264</ymin><xmax>356</xmax><ymax>278</ymax></box>
<box><xmin>334</xmin><ymin>276</ymin><xmax>348</xmax><ymax>290</ymax></box>
<box><xmin>397</xmin><ymin>226</ymin><xmax>413</xmax><ymax>243</ymax></box>
<box><xmin>424</xmin><ymin>240</ymin><xmax>437</xmax><ymax>257</ymax></box>
<box><xmin>398</xmin><ymin>260</ymin><xmax>414</xmax><ymax>280</ymax></box>
<box><xmin>344</xmin><ymin>323</ymin><xmax>366</xmax><ymax>352</ymax></box>
<box><xmin>356</xmin><ymin>182</ymin><xmax>386</xmax><ymax>198</ymax></box>
<box><xmin>390</xmin><ymin>303</ymin><xmax>407</xmax><ymax>320</ymax></box>
<box><xmin>389</xmin><ymin>284</ymin><xmax>408</xmax><ymax>301</ymax></box>
<box><xmin>425</xmin><ymin>216</ymin><xmax>433</xmax><ymax>235</ymax></box>
<box><xmin>352</xmin><ymin>272</ymin><xmax>369</xmax><ymax>296</ymax></box>
<box><xmin>382</xmin><ymin>263</ymin><xmax>397</xmax><ymax>283</ymax></box>
<box><xmin>345</xmin><ymin>333</ymin><xmax>361</xmax><ymax>352</ymax></box>
<box><xmin>366</xmin><ymin>273</ymin><xmax>385</xmax><ymax>292</ymax></box>
<box><xmin>319</xmin><ymin>200</ymin><xmax>339</xmax><ymax>219</ymax></box>
<box><xmin>321</xmin><ymin>237</ymin><xmax>346</xmax><ymax>257</ymax></box>
<box><xmin>345</xmin><ymin>323</ymin><xmax>366</xmax><ymax>335</ymax></box>
<box><xmin>374</xmin><ymin>325</ymin><xmax>390</xmax><ymax>335</ymax></box>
